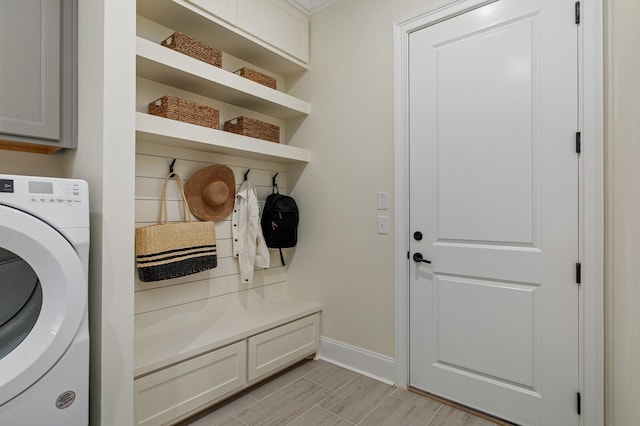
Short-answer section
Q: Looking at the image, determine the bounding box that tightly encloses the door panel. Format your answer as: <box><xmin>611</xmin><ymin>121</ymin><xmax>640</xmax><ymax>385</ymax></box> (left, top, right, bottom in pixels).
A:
<box><xmin>436</xmin><ymin>18</ymin><xmax>536</xmax><ymax>245</ymax></box>
<box><xmin>408</xmin><ymin>0</ymin><xmax>579</xmax><ymax>424</ymax></box>
<box><xmin>435</xmin><ymin>275</ymin><xmax>537</xmax><ymax>387</ymax></box>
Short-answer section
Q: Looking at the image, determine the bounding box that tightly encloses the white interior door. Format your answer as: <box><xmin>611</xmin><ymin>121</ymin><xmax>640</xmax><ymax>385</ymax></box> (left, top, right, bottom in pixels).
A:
<box><xmin>408</xmin><ymin>1</ymin><xmax>580</xmax><ymax>425</ymax></box>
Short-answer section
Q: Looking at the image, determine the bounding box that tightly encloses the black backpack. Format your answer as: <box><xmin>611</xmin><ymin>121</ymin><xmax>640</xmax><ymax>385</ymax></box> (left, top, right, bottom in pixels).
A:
<box><xmin>261</xmin><ymin>174</ymin><xmax>299</xmax><ymax>266</ymax></box>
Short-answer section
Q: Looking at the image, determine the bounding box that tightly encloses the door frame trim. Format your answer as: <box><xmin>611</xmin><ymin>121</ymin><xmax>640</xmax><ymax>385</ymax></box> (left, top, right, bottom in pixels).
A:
<box><xmin>393</xmin><ymin>1</ymin><xmax>604</xmax><ymax>424</ymax></box>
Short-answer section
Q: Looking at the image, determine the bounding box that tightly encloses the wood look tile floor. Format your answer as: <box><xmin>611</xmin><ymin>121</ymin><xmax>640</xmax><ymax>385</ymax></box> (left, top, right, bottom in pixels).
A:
<box><xmin>179</xmin><ymin>359</ymin><xmax>507</xmax><ymax>426</ymax></box>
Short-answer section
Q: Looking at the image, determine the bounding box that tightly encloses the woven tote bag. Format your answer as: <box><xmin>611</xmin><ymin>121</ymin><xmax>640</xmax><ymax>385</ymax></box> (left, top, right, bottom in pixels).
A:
<box><xmin>135</xmin><ymin>172</ymin><xmax>217</xmax><ymax>282</ymax></box>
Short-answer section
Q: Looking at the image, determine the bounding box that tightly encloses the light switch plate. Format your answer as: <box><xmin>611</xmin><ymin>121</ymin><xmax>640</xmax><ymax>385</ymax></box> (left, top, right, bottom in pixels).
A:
<box><xmin>377</xmin><ymin>192</ymin><xmax>388</xmax><ymax>210</ymax></box>
<box><xmin>377</xmin><ymin>216</ymin><xmax>389</xmax><ymax>234</ymax></box>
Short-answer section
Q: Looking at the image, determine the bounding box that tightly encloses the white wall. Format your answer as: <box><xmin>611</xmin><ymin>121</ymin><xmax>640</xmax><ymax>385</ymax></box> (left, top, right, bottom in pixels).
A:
<box><xmin>605</xmin><ymin>0</ymin><xmax>640</xmax><ymax>424</ymax></box>
<box><xmin>287</xmin><ymin>0</ymin><xmax>440</xmax><ymax>358</ymax></box>
<box><xmin>64</xmin><ymin>0</ymin><xmax>136</xmax><ymax>424</ymax></box>
<box><xmin>0</xmin><ymin>150</ymin><xmax>70</xmax><ymax>177</ymax></box>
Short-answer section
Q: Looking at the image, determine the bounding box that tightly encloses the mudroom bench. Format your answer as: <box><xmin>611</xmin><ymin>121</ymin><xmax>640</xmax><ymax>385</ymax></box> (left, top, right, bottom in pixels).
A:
<box><xmin>134</xmin><ymin>297</ymin><xmax>322</xmax><ymax>426</ymax></box>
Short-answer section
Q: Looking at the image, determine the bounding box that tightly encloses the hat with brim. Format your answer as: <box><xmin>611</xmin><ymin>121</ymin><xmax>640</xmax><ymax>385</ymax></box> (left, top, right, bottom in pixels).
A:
<box><xmin>185</xmin><ymin>165</ymin><xmax>236</xmax><ymax>221</ymax></box>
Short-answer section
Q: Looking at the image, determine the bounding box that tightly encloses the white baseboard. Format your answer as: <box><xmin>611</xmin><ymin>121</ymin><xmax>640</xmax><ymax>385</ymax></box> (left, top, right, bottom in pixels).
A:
<box><xmin>318</xmin><ymin>336</ymin><xmax>395</xmax><ymax>385</ymax></box>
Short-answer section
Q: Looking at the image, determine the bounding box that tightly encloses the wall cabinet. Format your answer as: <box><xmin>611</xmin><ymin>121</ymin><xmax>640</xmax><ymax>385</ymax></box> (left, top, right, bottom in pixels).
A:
<box><xmin>183</xmin><ymin>0</ymin><xmax>237</xmax><ymax>24</ymax></box>
<box><xmin>237</xmin><ymin>0</ymin><xmax>309</xmax><ymax>63</ymax></box>
<box><xmin>137</xmin><ymin>0</ymin><xmax>308</xmax><ymax>75</ymax></box>
<box><xmin>0</xmin><ymin>0</ymin><xmax>76</xmax><ymax>153</ymax></box>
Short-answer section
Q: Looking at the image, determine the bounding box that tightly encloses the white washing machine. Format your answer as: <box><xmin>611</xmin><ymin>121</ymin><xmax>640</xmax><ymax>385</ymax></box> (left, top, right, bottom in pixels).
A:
<box><xmin>0</xmin><ymin>174</ymin><xmax>89</xmax><ymax>425</ymax></box>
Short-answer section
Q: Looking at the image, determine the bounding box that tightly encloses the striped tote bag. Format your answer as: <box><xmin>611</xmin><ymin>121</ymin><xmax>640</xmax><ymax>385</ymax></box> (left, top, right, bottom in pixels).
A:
<box><xmin>135</xmin><ymin>172</ymin><xmax>217</xmax><ymax>282</ymax></box>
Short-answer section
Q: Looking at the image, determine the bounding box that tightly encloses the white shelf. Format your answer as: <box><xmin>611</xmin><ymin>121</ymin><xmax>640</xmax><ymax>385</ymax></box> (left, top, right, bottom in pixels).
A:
<box><xmin>137</xmin><ymin>37</ymin><xmax>310</xmax><ymax>119</ymax></box>
<box><xmin>137</xmin><ymin>0</ymin><xmax>308</xmax><ymax>76</ymax></box>
<box><xmin>134</xmin><ymin>296</ymin><xmax>322</xmax><ymax>377</ymax></box>
<box><xmin>136</xmin><ymin>112</ymin><xmax>311</xmax><ymax>163</ymax></box>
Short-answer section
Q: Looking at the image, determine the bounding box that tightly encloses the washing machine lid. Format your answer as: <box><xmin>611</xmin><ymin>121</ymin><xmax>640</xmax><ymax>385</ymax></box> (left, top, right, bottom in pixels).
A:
<box><xmin>0</xmin><ymin>205</ymin><xmax>86</xmax><ymax>405</ymax></box>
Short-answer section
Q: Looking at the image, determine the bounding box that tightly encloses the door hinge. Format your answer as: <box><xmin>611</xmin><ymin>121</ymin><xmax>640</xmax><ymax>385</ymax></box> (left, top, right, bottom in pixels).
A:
<box><xmin>576</xmin><ymin>263</ymin><xmax>582</xmax><ymax>284</ymax></box>
<box><xmin>407</xmin><ymin>250</ymin><xmax>410</xmax><ymax>260</ymax></box>
<box><xmin>577</xmin><ymin>392</ymin><xmax>582</xmax><ymax>415</ymax></box>
<box><xmin>576</xmin><ymin>132</ymin><xmax>582</xmax><ymax>153</ymax></box>
<box><xmin>575</xmin><ymin>1</ymin><xmax>581</xmax><ymax>24</ymax></box>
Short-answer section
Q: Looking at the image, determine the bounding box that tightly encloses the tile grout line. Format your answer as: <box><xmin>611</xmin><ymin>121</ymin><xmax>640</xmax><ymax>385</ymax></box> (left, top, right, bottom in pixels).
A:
<box><xmin>282</xmin><ymin>370</ymin><xmax>338</xmax><ymax>426</ymax></box>
<box><xmin>232</xmin><ymin>415</ymin><xmax>249</xmax><ymax>425</ymax></box>
<box><xmin>316</xmin><ymin>405</ymin><xmax>357</xmax><ymax>425</ymax></box>
<box><xmin>268</xmin><ymin>360</ymin><xmax>341</xmax><ymax>426</ymax></box>
<box><xmin>284</xmin><ymin>403</ymin><xmax>318</xmax><ymax>426</ymax></box>
<box><xmin>248</xmin><ymin>361</ymin><xmax>321</xmax><ymax>402</ymax></box>
<box><xmin>284</xmin><ymin>366</ymin><xmax>363</xmax><ymax>426</ymax></box>
<box><xmin>426</xmin><ymin>403</ymin><xmax>444</xmax><ymax>426</ymax></box>
<box><xmin>353</xmin><ymin>385</ymin><xmax>398</xmax><ymax>425</ymax></box>
<box><xmin>251</xmin><ymin>376</ymin><xmax>308</xmax><ymax>402</ymax></box>
<box><xmin>309</xmin><ymin>370</ymin><xmax>362</xmax><ymax>395</ymax></box>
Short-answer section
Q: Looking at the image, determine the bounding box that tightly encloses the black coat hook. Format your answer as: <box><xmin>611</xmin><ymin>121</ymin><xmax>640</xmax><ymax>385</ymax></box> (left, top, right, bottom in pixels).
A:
<box><xmin>169</xmin><ymin>158</ymin><xmax>177</xmax><ymax>177</ymax></box>
<box><xmin>244</xmin><ymin>169</ymin><xmax>251</xmax><ymax>181</ymax></box>
<box><xmin>272</xmin><ymin>173</ymin><xmax>279</xmax><ymax>193</ymax></box>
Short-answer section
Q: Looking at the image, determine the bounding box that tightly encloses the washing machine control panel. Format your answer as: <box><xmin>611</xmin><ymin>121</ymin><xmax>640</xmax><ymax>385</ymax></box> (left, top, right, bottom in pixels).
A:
<box><xmin>25</xmin><ymin>180</ymin><xmax>83</xmax><ymax>205</ymax></box>
<box><xmin>0</xmin><ymin>175</ymin><xmax>89</xmax><ymax>229</ymax></box>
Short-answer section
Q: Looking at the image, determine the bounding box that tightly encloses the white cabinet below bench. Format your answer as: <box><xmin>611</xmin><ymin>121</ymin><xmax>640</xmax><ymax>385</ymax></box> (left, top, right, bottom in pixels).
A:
<box><xmin>135</xmin><ymin>341</ymin><xmax>246</xmax><ymax>426</ymax></box>
<box><xmin>134</xmin><ymin>312</ymin><xmax>320</xmax><ymax>426</ymax></box>
<box><xmin>248</xmin><ymin>314</ymin><xmax>319</xmax><ymax>382</ymax></box>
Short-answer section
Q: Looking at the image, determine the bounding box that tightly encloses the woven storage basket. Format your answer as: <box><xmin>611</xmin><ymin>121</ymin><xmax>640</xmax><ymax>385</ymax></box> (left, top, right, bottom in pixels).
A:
<box><xmin>233</xmin><ymin>67</ymin><xmax>276</xmax><ymax>89</ymax></box>
<box><xmin>148</xmin><ymin>96</ymin><xmax>220</xmax><ymax>129</ymax></box>
<box><xmin>223</xmin><ymin>116</ymin><xmax>280</xmax><ymax>143</ymax></box>
<box><xmin>161</xmin><ymin>32</ymin><xmax>222</xmax><ymax>68</ymax></box>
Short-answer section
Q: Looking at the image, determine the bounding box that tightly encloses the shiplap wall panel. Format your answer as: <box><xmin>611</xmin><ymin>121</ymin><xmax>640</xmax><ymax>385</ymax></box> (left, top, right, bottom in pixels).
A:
<box><xmin>137</xmin><ymin>140</ymin><xmax>289</xmax><ymax>173</ymax></box>
<box><xmin>137</xmin><ymin>153</ymin><xmax>284</xmax><ymax>183</ymax></box>
<box><xmin>135</xmin><ymin>141</ymin><xmax>292</xmax><ymax>316</ymax></box>
<box><xmin>135</xmin><ymin>271</ymin><xmax>288</xmax><ymax>314</ymax></box>
<box><xmin>135</xmin><ymin>178</ymin><xmax>282</xmax><ymax>204</ymax></box>
<box><xmin>135</xmin><ymin>251</ymin><xmax>287</xmax><ymax>293</ymax></box>
<box><xmin>135</xmin><ymin>220</ymin><xmax>234</xmax><ymax>239</ymax></box>
<box><xmin>135</xmin><ymin>265</ymin><xmax>287</xmax><ymax>296</ymax></box>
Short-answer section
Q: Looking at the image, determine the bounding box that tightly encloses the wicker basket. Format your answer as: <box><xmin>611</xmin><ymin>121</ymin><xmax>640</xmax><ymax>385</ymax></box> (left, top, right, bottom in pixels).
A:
<box><xmin>233</xmin><ymin>67</ymin><xmax>277</xmax><ymax>89</ymax></box>
<box><xmin>148</xmin><ymin>96</ymin><xmax>220</xmax><ymax>129</ymax></box>
<box><xmin>161</xmin><ymin>32</ymin><xmax>222</xmax><ymax>68</ymax></box>
<box><xmin>224</xmin><ymin>116</ymin><xmax>280</xmax><ymax>143</ymax></box>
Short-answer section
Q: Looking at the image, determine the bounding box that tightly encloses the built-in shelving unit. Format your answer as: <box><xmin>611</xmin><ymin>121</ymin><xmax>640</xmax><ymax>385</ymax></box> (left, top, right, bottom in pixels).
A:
<box><xmin>136</xmin><ymin>112</ymin><xmax>310</xmax><ymax>163</ymax></box>
<box><xmin>134</xmin><ymin>2</ymin><xmax>317</xmax><ymax>423</ymax></box>
<box><xmin>137</xmin><ymin>0</ymin><xmax>308</xmax><ymax>76</ymax></box>
<box><xmin>136</xmin><ymin>37</ymin><xmax>310</xmax><ymax>119</ymax></box>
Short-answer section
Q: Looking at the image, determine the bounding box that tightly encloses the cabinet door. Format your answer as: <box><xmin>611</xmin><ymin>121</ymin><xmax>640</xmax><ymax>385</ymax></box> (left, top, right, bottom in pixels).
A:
<box><xmin>248</xmin><ymin>314</ymin><xmax>319</xmax><ymax>382</ymax></box>
<box><xmin>0</xmin><ymin>0</ymin><xmax>76</xmax><ymax>151</ymax></box>
<box><xmin>237</xmin><ymin>0</ymin><xmax>309</xmax><ymax>63</ymax></box>
<box><xmin>182</xmin><ymin>0</ymin><xmax>237</xmax><ymax>25</ymax></box>
<box><xmin>0</xmin><ymin>0</ymin><xmax>60</xmax><ymax>140</ymax></box>
<box><xmin>135</xmin><ymin>341</ymin><xmax>247</xmax><ymax>426</ymax></box>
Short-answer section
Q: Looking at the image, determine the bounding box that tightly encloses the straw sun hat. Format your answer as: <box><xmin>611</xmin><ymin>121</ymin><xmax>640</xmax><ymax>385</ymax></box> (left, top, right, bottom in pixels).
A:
<box><xmin>185</xmin><ymin>165</ymin><xmax>236</xmax><ymax>221</ymax></box>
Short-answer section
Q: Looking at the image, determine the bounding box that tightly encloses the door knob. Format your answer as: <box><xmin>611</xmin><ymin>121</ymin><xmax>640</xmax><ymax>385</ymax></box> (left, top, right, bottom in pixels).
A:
<box><xmin>413</xmin><ymin>253</ymin><xmax>431</xmax><ymax>264</ymax></box>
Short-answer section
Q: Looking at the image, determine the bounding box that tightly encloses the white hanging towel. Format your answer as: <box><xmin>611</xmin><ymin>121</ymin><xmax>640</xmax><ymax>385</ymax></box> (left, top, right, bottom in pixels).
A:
<box><xmin>232</xmin><ymin>179</ymin><xmax>270</xmax><ymax>283</ymax></box>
